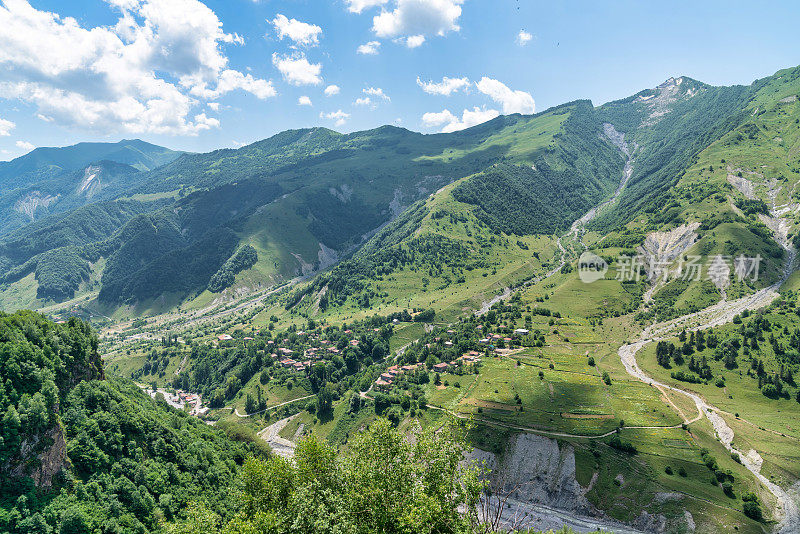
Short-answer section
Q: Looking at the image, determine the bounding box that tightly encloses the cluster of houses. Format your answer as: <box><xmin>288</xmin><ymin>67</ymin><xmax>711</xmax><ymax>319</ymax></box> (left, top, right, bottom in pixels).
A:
<box><xmin>214</xmin><ymin>328</ymin><xmax>372</xmax><ymax>373</ymax></box>
<box><xmin>374</xmin><ymin>362</ymin><xmax>425</xmax><ymax>391</ymax></box>
<box><xmin>171</xmin><ymin>389</ymin><xmax>208</xmax><ymax>416</ymax></box>
<box><xmin>374</xmin><ymin>351</ymin><xmax>483</xmax><ymax>392</ymax></box>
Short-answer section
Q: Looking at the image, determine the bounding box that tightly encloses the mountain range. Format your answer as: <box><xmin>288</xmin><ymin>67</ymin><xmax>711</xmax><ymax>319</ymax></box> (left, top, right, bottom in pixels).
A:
<box><xmin>1</xmin><ymin>65</ymin><xmax>800</xmax><ymax>534</ymax></box>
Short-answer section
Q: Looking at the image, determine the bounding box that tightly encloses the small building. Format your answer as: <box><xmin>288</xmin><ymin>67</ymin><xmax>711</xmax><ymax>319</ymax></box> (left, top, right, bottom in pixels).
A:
<box><xmin>218</xmin><ymin>334</ymin><xmax>233</xmax><ymax>341</ymax></box>
<box><xmin>514</xmin><ymin>329</ymin><xmax>529</xmax><ymax>335</ymax></box>
<box><xmin>433</xmin><ymin>362</ymin><xmax>450</xmax><ymax>372</ymax></box>
<box><xmin>374</xmin><ymin>378</ymin><xmax>392</xmax><ymax>391</ymax></box>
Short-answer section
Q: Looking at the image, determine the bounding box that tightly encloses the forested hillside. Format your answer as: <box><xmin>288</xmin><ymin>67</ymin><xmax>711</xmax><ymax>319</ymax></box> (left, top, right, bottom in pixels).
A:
<box><xmin>0</xmin><ymin>140</ymin><xmax>183</xmax><ymax>236</ymax></box>
<box><xmin>0</xmin><ymin>311</ymin><xmax>268</xmax><ymax>533</ymax></box>
<box><xmin>0</xmin><ymin>66</ymin><xmax>798</xmax><ymax>324</ymax></box>
<box><xmin>0</xmin><ymin>101</ymin><xmax>621</xmax><ymax>312</ymax></box>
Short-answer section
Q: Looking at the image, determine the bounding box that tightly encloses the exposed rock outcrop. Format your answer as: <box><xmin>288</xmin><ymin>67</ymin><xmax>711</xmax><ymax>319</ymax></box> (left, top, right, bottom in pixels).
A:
<box><xmin>6</xmin><ymin>425</ymin><xmax>68</xmax><ymax>487</ymax></box>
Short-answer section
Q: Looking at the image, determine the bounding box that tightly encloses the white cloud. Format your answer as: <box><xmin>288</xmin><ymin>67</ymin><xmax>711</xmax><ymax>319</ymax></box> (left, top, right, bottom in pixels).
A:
<box><xmin>272</xmin><ymin>52</ymin><xmax>322</xmax><ymax>86</ymax></box>
<box><xmin>207</xmin><ymin>102</ymin><xmax>220</xmax><ymax>111</ymax></box>
<box><xmin>357</xmin><ymin>40</ymin><xmax>381</xmax><ymax>55</ymax></box>
<box><xmin>346</xmin><ymin>0</ymin><xmax>388</xmax><ymax>13</ymax></box>
<box><xmin>0</xmin><ymin>0</ymin><xmax>274</xmax><ymax>135</ymax></box>
<box><xmin>271</xmin><ymin>14</ymin><xmax>322</xmax><ymax>47</ymax></box>
<box><xmin>416</xmin><ymin>76</ymin><xmax>469</xmax><ymax>95</ymax></box>
<box><xmin>363</xmin><ymin>87</ymin><xmax>390</xmax><ymax>101</ymax></box>
<box><xmin>372</xmin><ymin>0</ymin><xmax>463</xmax><ymax>44</ymax></box>
<box><xmin>354</xmin><ymin>97</ymin><xmax>371</xmax><ymax>106</ymax></box>
<box><xmin>422</xmin><ymin>106</ymin><xmax>499</xmax><ymax>133</ymax></box>
<box><xmin>190</xmin><ymin>69</ymin><xmax>276</xmax><ymax>100</ymax></box>
<box><xmin>0</xmin><ymin>118</ymin><xmax>14</xmax><ymax>136</ymax></box>
<box><xmin>405</xmin><ymin>34</ymin><xmax>425</xmax><ymax>48</ymax></box>
<box><xmin>516</xmin><ymin>30</ymin><xmax>533</xmax><ymax>46</ymax></box>
<box><xmin>475</xmin><ymin>77</ymin><xmax>534</xmax><ymax>114</ymax></box>
<box><xmin>15</xmin><ymin>140</ymin><xmax>35</xmax><ymax>152</ymax></box>
<box><xmin>324</xmin><ymin>84</ymin><xmax>340</xmax><ymax>96</ymax></box>
<box><xmin>298</xmin><ymin>95</ymin><xmax>312</xmax><ymax>106</ymax></box>
<box><xmin>320</xmin><ymin>109</ymin><xmax>349</xmax><ymax>126</ymax></box>
<box><xmin>421</xmin><ymin>109</ymin><xmax>456</xmax><ymax>127</ymax></box>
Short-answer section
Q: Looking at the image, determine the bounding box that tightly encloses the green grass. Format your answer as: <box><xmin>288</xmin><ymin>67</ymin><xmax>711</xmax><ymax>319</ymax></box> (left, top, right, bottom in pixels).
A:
<box><xmin>389</xmin><ymin>322</ymin><xmax>426</xmax><ymax>352</ymax></box>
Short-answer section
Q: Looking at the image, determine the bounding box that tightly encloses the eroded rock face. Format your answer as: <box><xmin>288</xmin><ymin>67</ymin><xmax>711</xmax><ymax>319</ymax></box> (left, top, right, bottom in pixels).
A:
<box><xmin>639</xmin><ymin>222</ymin><xmax>700</xmax><ymax>269</ymax></box>
<box><xmin>470</xmin><ymin>433</ymin><xmax>592</xmax><ymax>514</ymax></box>
<box><xmin>6</xmin><ymin>425</ymin><xmax>68</xmax><ymax>487</ymax></box>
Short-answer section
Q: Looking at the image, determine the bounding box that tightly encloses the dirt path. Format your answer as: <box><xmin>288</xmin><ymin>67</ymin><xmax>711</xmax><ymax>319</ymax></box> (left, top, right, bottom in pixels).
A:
<box><xmin>617</xmin><ymin>195</ymin><xmax>800</xmax><ymax>533</ymax></box>
<box><xmin>620</xmin><ymin>339</ymin><xmax>798</xmax><ymax>533</ymax></box>
<box><xmin>233</xmin><ymin>394</ymin><xmax>314</xmax><ymax>417</ymax></box>
<box><xmin>427</xmin><ymin>404</ymin><xmax>694</xmax><ymax>441</ymax></box>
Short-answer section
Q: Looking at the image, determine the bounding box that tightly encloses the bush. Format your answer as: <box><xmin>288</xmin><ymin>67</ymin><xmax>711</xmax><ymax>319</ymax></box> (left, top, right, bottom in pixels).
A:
<box><xmin>608</xmin><ymin>436</ymin><xmax>637</xmax><ymax>454</ymax></box>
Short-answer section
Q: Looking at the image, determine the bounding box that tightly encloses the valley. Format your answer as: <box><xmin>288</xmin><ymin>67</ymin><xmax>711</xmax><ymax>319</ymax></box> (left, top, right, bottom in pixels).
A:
<box><xmin>3</xmin><ymin>65</ymin><xmax>800</xmax><ymax>533</ymax></box>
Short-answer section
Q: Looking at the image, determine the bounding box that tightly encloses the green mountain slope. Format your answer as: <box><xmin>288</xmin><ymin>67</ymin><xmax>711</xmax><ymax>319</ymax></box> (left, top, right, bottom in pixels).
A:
<box><xmin>0</xmin><ymin>139</ymin><xmax>182</xmax><ymax>190</ymax></box>
<box><xmin>282</xmin><ymin>100</ymin><xmax>624</xmax><ymax>321</ymax></box>
<box><xmin>0</xmin><ymin>140</ymin><xmax>183</xmax><ymax>235</ymax></box>
<box><xmin>88</xmin><ymin>65</ymin><xmax>800</xmax><ymax>534</ymax></box>
<box><xmin>0</xmin><ymin>311</ymin><xmax>267</xmax><ymax>533</ymax></box>
<box><xmin>0</xmin><ymin>103</ymin><xmax>620</xmax><ymax>311</ymax></box>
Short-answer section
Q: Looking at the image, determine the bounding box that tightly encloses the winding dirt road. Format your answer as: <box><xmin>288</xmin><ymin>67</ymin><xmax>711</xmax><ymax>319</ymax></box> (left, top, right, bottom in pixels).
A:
<box><xmin>618</xmin><ymin>192</ymin><xmax>800</xmax><ymax>533</ymax></box>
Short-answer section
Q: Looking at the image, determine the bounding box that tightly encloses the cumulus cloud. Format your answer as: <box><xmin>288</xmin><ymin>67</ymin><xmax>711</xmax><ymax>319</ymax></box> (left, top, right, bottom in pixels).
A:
<box><xmin>372</xmin><ymin>0</ymin><xmax>463</xmax><ymax>44</ymax></box>
<box><xmin>363</xmin><ymin>87</ymin><xmax>390</xmax><ymax>101</ymax></box>
<box><xmin>324</xmin><ymin>84</ymin><xmax>340</xmax><ymax>96</ymax></box>
<box><xmin>298</xmin><ymin>95</ymin><xmax>312</xmax><ymax>106</ymax></box>
<box><xmin>0</xmin><ymin>118</ymin><xmax>14</xmax><ymax>136</ymax></box>
<box><xmin>320</xmin><ymin>109</ymin><xmax>349</xmax><ymax>126</ymax></box>
<box><xmin>346</xmin><ymin>0</ymin><xmax>388</xmax><ymax>13</ymax></box>
<box><xmin>422</xmin><ymin>106</ymin><xmax>499</xmax><ymax>133</ymax></box>
<box><xmin>405</xmin><ymin>34</ymin><xmax>425</xmax><ymax>48</ymax></box>
<box><xmin>354</xmin><ymin>97</ymin><xmax>371</xmax><ymax>106</ymax></box>
<box><xmin>190</xmin><ymin>69</ymin><xmax>276</xmax><ymax>100</ymax></box>
<box><xmin>271</xmin><ymin>14</ymin><xmax>322</xmax><ymax>47</ymax></box>
<box><xmin>0</xmin><ymin>0</ymin><xmax>274</xmax><ymax>135</ymax></box>
<box><xmin>272</xmin><ymin>52</ymin><xmax>322</xmax><ymax>86</ymax></box>
<box><xmin>475</xmin><ymin>77</ymin><xmax>534</xmax><ymax>114</ymax></box>
<box><xmin>416</xmin><ymin>76</ymin><xmax>469</xmax><ymax>95</ymax></box>
<box><xmin>421</xmin><ymin>109</ymin><xmax>456</xmax><ymax>127</ymax></box>
<box><xmin>516</xmin><ymin>30</ymin><xmax>533</xmax><ymax>46</ymax></box>
<box><xmin>357</xmin><ymin>40</ymin><xmax>381</xmax><ymax>55</ymax></box>
<box><xmin>15</xmin><ymin>140</ymin><xmax>35</xmax><ymax>152</ymax></box>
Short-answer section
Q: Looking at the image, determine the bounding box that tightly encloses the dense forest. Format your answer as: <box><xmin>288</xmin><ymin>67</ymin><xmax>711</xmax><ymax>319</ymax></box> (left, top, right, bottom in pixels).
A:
<box><xmin>592</xmin><ymin>78</ymin><xmax>753</xmax><ymax>230</ymax></box>
<box><xmin>0</xmin><ymin>311</ymin><xmax>267</xmax><ymax>533</ymax></box>
<box><xmin>453</xmin><ymin>101</ymin><xmax>624</xmax><ymax>235</ymax></box>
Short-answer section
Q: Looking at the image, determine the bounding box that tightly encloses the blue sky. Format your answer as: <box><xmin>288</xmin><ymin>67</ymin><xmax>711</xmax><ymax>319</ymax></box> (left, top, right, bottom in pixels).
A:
<box><xmin>0</xmin><ymin>0</ymin><xmax>798</xmax><ymax>159</ymax></box>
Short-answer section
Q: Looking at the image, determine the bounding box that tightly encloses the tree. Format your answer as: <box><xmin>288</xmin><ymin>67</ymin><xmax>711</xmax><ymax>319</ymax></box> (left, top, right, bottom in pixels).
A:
<box><xmin>58</xmin><ymin>508</ymin><xmax>91</xmax><ymax>534</ymax></box>
<box><xmin>245</xmin><ymin>393</ymin><xmax>258</xmax><ymax>414</ymax></box>
<box><xmin>656</xmin><ymin>341</ymin><xmax>672</xmax><ymax>368</ymax></box>
<box><xmin>191</xmin><ymin>417</ymin><xmax>484</xmax><ymax>534</ymax></box>
<box><xmin>164</xmin><ymin>501</ymin><xmax>221</xmax><ymax>534</ymax></box>
<box><xmin>316</xmin><ymin>383</ymin><xmax>334</xmax><ymax>416</ymax></box>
